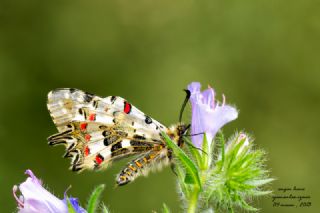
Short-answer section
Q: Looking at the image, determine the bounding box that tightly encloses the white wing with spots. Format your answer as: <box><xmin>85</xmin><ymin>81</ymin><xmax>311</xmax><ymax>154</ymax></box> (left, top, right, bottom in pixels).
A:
<box><xmin>47</xmin><ymin>88</ymin><xmax>168</xmax><ymax>173</ymax></box>
<box><xmin>47</xmin><ymin>88</ymin><xmax>166</xmax><ymax>133</ymax></box>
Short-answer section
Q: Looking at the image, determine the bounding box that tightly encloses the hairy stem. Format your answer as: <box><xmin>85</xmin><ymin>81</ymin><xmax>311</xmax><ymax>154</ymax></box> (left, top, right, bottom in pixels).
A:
<box><xmin>188</xmin><ymin>186</ymin><xmax>200</xmax><ymax>213</ymax></box>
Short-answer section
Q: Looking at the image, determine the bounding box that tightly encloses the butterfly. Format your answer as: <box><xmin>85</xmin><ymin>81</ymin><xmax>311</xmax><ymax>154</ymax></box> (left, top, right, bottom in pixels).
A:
<box><xmin>47</xmin><ymin>88</ymin><xmax>190</xmax><ymax>186</ymax></box>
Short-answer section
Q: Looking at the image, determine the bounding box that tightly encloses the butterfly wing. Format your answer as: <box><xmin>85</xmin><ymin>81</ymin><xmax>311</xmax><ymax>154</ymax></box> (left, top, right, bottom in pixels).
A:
<box><xmin>47</xmin><ymin>88</ymin><xmax>167</xmax><ymax>172</ymax></box>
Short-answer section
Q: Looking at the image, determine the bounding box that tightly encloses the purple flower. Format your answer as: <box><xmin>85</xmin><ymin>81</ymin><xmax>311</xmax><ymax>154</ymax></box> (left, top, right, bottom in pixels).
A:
<box><xmin>65</xmin><ymin>196</ymin><xmax>87</xmax><ymax>213</ymax></box>
<box><xmin>188</xmin><ymin>82</ymin><xmax>238</xmax><ymax>148</ymax></box>
<box><xmin>13</xmin><ymin>169</ymin><xmax>86</xmax><ymax>213</ymax></box>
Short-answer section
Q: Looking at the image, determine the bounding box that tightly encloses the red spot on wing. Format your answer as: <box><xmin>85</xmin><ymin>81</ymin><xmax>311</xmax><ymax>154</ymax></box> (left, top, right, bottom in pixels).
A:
<box><xmin>85</xmin><ymin>134</ymin><xmax>91</xmax><ymax>142</ymax></box>
<box><xmin>95</xmin><ymin>154</ymin><xmax>104</xmax><ymax>165</ymax></box>
<box><xmin>124</xmin><ymin>101</ymin><xmax>132</xmax><ymax>114</ymax></box>
<box><xmin>80</xmin><ymin>123</ymin><xmax>87</xmax><ymax>131</ymax></box>
<box><xmin>88</xmin><ymin>113</ymin><xmax>96</xmax><ymax>121</ymax></box>
<box><xmin>84</xmin><ymin>146</ymin><xmax>90</xmax><ymax>156</ymax></box>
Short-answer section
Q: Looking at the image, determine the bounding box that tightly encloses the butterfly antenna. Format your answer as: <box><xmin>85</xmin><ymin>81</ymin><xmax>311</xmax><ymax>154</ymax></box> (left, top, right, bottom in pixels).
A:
<box><xmin>179</xmin><ymin>89</ymin><xmax>191</xmax><ymax>122</ymax></box>
<box><xmin>185</xmin><ymin>124</ymin><xmax>191</xmax><ymax>133</ymax></box>
<box><xmin>185</xmin><ymin>132</ymin><xmax>205</xmax><ymax>137</ymax></box>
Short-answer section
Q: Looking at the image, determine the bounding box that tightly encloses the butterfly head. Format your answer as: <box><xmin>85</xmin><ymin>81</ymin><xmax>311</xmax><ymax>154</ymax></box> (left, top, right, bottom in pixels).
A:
<box><xmin>167</xmin><ymin>123</ymin><xmax>190</xmax><ymax>147</ymax></box>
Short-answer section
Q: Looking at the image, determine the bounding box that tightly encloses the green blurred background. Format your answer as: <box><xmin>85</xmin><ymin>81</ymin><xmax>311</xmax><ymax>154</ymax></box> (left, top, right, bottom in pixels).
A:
<box><xmin>0</xmin><ymin>0</ymin><xmax>319</xmax><ymax>212</ymax></box>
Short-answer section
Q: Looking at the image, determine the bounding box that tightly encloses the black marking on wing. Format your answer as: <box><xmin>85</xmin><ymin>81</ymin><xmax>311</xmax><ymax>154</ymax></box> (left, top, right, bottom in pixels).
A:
<box><xmin>111</xmin><ymin>142</ymin><xmax>122</xmax><ymax>152</ymax></box>
<box><xmin>133</xmin><ymin>134</ymin><xmax>146</xmax><ymax>140</ymax></box>
<box><xmin>92</xmin><ymin>100</ymin><xmax>99</xmax><ymax>108</ymax></box>
<box><xmin>116</xmin><ymin>130</ymin><xmax>128</xmax><ymax>137</ymax></box>
<box><xmin>102</xmin><ymin>130</ymin><xmax>112</xmax><ymax>137</ymax></box>
<box><xmin>111</xmin><ymin>148</ymin><xmax>130</xmax><ymax>158</ymax></box>
<box><xmin>72</xmin><ymin>165</ymin><xmax>82</xmax><ymax>172</ymax></box>
<box><xmin>145</xmin><ymin>115</ymin><xmax>153</xmax><ymax>124</ymax></box>
<box><xmin>69</xmin><ymin>88</ymin><xmax>76</xmax><ymax>93</ymax></box>
<box><xmin>111</xmin><ymin>96</ymin><xmax>117</xmax><ymax>103</ymax></box>
<box><xmin>84</xmin><ymin>92</ymin><xmax>94</xmax><ymax>103</ymax></box>
<box><xmin>47</xmin><ymin>129</ymin><xmax>73</xmax><ymax>146</ymax></box>
<box><xmin>47</xmin><ymin>129</ymin><xmax>72</xmax><ymax>141</ymax></box>
<box><xmin>67</xmin><ymin>142</ymin><xmax>76</xmax><ymax>151</ymax></box>
<box><xmin>104</xmin><ymin>135</ymin><xmax>120</xmax><ymax>146</ymax></box>
<box><xmin>130</xmin><ymin>140</ymin><xmax>154</xmax><ymax>151</ymax></box>
<box><xmin>72</xmin><ymin>153</ymin><xmax>80</xmax><ymax>165</ymax></box>
<box><xmin>99</xmin><ymin>125</ymin><xmax>107</xmax><ymax>129</ymax></box>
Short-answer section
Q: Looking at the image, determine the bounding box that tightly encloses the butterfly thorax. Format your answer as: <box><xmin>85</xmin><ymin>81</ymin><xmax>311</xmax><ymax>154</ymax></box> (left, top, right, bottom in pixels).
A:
<box><xmin>166</xmin><ymin>123</ymin><xmax>188</xmax><ymax>148</ymax></box>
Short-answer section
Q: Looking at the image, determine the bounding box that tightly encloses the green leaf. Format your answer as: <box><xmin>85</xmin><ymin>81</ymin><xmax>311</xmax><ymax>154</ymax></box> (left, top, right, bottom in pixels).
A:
<box><xmin>87</xmin><ymin>184</ymin><xmax>106</xmax><ymax>213</ymax></box>
<box><xmin>200</xmin><ymin>133</ymin><xmax>209</xmax><ymax>170</ymax></box>
<box><xmin>245</xmin><ymin>178</ymin><xmax>275</xmax><ymax>187</ymax></box>
<box><xmin>228</xmin><ymin>136</ymin><xmax>246</xmax><ymax>158</ymax></box>
<box><xmin>66</xmin><ymin>197</ymin><xmax>77</xmax><ymax>213</ymax></box>
<box><xmin>162</xmin><ymin>203</ymin><xmax>171</xmax><ymax>213</ymax></box>
<box><xmin>176</xmin><ymin>164</ymin><xmax>193</xmax><ymax>198</ymax></box>
<box><xmin>217</xmin><ymin>131</ymin><xmax>226</xmax><ymax>166</ymax></box>
<box><xmin>162</xmin><ymin>132</ymin><xmax>201</xmax><ymax>189</ymax></box>
<box><xmin>239</xmin><ymin>198</ymin><xmax>258</xmax><ymax>211</ymax></box>
<box><xmin>101</xmin><ymin>203</ymin><xmax>110</xmax><ymax>213</ymax></box>
<box><xmin>184</xmin><ymin>172</ymin><xmax>194</xmax><ymax>184</ymax></box>
<box><xmin>184</xmin><ymin>137</ymin><xmax>202</xmax><ymax>168</ymax></box>
<box><xmin>200</xmin><ymin>209</ymin><xmax>214</xmax><ymax>213</ymax></box>
<box><xmin>249</xmin><ymin>190</ymin><xmax>273</xmax><ymax>196</ymax></box>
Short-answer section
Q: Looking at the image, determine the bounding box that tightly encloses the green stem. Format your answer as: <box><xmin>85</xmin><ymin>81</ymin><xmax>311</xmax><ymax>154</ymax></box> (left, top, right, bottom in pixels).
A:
<box><xmin>188</xmin><ymin>186</ymin><xmax>200</xmax><ymax>213</ymax></box>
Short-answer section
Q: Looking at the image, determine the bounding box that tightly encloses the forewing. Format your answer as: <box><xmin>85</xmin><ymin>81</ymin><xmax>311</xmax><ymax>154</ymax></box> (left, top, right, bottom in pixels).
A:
<box><xmin>47</xmin><ymin>88</ymin><xmax>166</xmax><ymax>134</ymax></box>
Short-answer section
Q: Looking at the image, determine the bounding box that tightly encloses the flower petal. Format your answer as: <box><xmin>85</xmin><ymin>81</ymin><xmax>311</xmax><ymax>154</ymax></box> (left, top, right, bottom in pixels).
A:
<box><xmin>19</xmin><ymin>199</ymin><xmax>56</xmax><ymax>213</ymax></box>
<box><xmin>201</xmin><ymin>88</ymin><xmax>215</xmax><ymax>109</ymax></box>
<box><xmin>203</xmin><ymin>105</ymin><xmax>238</xmax><ymax>137</ymax></box>
<box><xmin>25</xmin><ymin>170</ymin><xmax>42</xmax><ymax>185</ymax></box>
<box><xmin>187</xmin><ymin>82</ymin><xmax>238</xmax><ymax>148</ymax></box>
<box><xmin>19</xmin><ymin>179</ymin><xmax>68</xmax><ymax>213</ymax></box>
<box><xmin>190</xmin><ymin>102</ymin><xmax>207</xmax><ymax>148</ymax></box>
<box><xmin>16</xmin><ymin>170</ymin><xmax>69</xmax><ymax>213</ymax></box>
<box><xmin>14</xmin><ymin>170</ymin><xmax>87</xmax><ymax>213</ymax></box>
<box><xmin>188</xmin><ymin>82</ymin><xmax>201</xmax><ymax>94</ymax></box>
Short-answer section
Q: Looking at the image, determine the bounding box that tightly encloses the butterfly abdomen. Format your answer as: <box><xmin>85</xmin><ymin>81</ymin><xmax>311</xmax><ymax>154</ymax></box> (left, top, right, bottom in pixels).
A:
<box><xmin>116</xmin><ymin>147</ymin><xmax>170</xmax><ymax>186</ymax></box>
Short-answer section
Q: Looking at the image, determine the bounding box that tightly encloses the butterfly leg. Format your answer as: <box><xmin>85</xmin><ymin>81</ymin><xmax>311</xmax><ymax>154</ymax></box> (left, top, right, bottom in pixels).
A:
<box><xmin>165</xmin><ymin>148</ymin><xmax>178</xmax><ymax>177</ymax></box>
